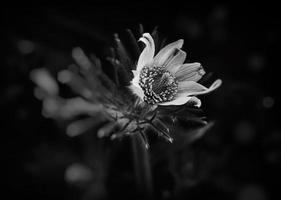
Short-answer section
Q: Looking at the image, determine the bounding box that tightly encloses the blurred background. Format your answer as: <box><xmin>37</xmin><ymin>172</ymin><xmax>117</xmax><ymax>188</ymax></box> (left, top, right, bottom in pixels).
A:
<box><xmin>3</xmin><ymin>3</ymin><xmax>280</xmax><ymax>200</ymax></box>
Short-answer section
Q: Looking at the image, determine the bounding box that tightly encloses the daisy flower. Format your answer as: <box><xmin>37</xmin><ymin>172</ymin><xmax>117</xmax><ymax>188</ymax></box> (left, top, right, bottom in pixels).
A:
<box><xmin>130</xmin><ymin>33</ymin><xmax>221</xmax><ymax>107</ymax></box>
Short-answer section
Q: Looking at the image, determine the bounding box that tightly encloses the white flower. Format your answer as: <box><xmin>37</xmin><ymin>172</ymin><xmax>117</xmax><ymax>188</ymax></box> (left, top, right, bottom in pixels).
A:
<box><xmin>129</xmin><ymin>33</ymin><xmax>222</xmax><ymax>107</ymax></box>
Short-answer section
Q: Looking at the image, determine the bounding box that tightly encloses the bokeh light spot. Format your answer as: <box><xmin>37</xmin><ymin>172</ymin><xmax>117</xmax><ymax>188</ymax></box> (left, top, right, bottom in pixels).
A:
<box><xmin>262</xmin><ymin>96</ymin><xmax>274</xmax><ymax>108</ymax></box>
<box><xmin>17</xmin><ymin>39</ymin><xmax>35</xmax><ymax>54</ymax></box>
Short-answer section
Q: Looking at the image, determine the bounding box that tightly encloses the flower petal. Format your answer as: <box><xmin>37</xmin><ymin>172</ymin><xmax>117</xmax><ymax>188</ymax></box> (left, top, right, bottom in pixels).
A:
<box><xmin>131</xmin><ymin>70</ymin><xmax>140</xmax><ymax>88</ymax></box>
<box><xmin>159</xmin><ymin>96</ymin><xmax>193</xmax><ymax>106</ymax></box>
<box><xmin>175</xmin><ymin>62</ymin><xmax>205</xmax><ymax>82</ymax></box>
<box><xmin>177</xmin><ymin>79</ymin><xmax>222</xmax><ymax>96</ymax></box>
<box><xmin>153</xmin><ymin>39</ymin><xmax>184</xmax><ymax>66</ymax></box>
<box><xmin>187</xmin><ymin>96</ymin><xmax>202</xmax><ymax>107</ymax></box>
<box><xmin>165</xmin><ymin>49</ymin><xmax>187</xmax><ymax>75</ymax></box>
<box><xmin>160</xmin><ymin>80</ymin><xmax>221</xmax><ymax>106</ymax></box>
<box><xmin>128</xmin><ymin>84</ymin><xmax>144</xmax><ymax>99</ymax></box>
<box><xmin>136</xmin><ymin>33</ymin><xmax>155</xmax><ymax>72</ymax></box>
<box><xmin>159</xmin><ymin>93</ymin><xmax>202</xmax><ymax>106</ymax></box>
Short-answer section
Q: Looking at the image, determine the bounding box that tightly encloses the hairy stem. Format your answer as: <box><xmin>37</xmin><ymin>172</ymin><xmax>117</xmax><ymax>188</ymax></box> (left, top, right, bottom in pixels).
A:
<box><xmin>131</xmin><ymin>134</ymin><xmax>153</xmax><ymax>199</ymax></box>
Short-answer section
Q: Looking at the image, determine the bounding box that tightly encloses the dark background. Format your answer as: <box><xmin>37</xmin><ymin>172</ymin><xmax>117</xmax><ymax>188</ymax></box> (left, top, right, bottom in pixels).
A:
<box><xmin>3</xmin><ymin>3</ymin><xmax>281</xmax><ymax>200</ymax></box>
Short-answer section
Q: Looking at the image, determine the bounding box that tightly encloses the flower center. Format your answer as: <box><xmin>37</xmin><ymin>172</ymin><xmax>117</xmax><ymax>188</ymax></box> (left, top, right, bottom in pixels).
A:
<box><xmin>139</xmin><ymin>66</ymin><xmax>178</xmax><ymax>104</ymax></box>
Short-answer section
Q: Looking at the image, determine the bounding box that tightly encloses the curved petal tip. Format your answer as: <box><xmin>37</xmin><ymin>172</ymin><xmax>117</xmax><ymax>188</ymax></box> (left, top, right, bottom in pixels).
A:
<box><xmin>136</xmin><ymin>33</ymin><xmax>155</xmax><ymax>72</ymax></box>
<box><xmin>210</xmin><ymin>79</ymin><xmax>222</xmax><ymax>91</ymax></box>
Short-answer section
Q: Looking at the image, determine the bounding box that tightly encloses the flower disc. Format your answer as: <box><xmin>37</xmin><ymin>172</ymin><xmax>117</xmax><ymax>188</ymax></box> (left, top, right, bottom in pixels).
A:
<box><xmin>139</xmin><ymin>66</ymin><xmax>178</xmax><ymax>104</ymax></box>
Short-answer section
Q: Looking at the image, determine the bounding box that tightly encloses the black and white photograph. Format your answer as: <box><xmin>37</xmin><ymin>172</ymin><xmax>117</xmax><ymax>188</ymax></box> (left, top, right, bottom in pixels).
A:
<box><xmin>3</xmin><ymin>3</ymin><xmax>280</xmax><ymax>200</ymax></box>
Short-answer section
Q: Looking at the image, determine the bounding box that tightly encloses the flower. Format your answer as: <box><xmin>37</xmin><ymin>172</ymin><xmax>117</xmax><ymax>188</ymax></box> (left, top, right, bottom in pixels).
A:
<box><xmin>31</xmin><ymin>46</ymin><xmax>173</xmax><ymax>148</ymax></box>
<box><xmin>129</xmin><ymin>33</ymin><xmax>221</xmax><ymax>107</ymax></box>
<box><xmin>31</xmin><ymin>26</ymin><xmax>221</xmax><ymax>148</ymax></box>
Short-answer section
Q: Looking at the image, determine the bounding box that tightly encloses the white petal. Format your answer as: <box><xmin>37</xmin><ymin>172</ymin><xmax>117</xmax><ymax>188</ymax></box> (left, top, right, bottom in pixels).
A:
<box><xmin>136</xmin><ymin>33</ymin><xmax>155</xmax><ymax>72</ymax></box>
<box><xmin>159</xmin><ymin>93</ymin><xmax>202</xmax><ymax>107</ymax></box>
<box><xmin>153</xmin><ymin>39</ymin><xmax>184</xmax><ymax>66</ymax></box>
<box><xmin>131</xmin><ymin>70</ymin><xmax>140</xmax><ymax>88</ymax></box>
<box><xmin>177</xmin><ymin>79</ymin><xmax>222</xmax><ymax>96</ymax></box>
<box><xmin>128</xmin><ymin>84</ymin><xmax>144</xmax><ymax>99</ymax></box>
<box><xmin>159</xmin><ymin>80</ymin><xmax>221</xmax><ymax>106</ymax></box>
<box><xmin>165</xmin><ymin>49</ymin><xmax>186</xmax><ymax>75</ymax></box>
<box><xmin>159</xmin><ymin>96</ymin><xmax>193</xmax><ymax>106</ymax></box>
<box><xmin>188</xmin><ymin>96</ymin><xmax>202</xmax><ymax>107</ymax></box>
<box><xmin>175</xmin><ymin>62</ymin><xmax>205</xmax><ymax>82</ymax></box>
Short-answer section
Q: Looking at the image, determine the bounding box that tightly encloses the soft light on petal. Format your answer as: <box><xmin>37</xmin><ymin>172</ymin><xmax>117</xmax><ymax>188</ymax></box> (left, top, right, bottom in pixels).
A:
<box><xmin>159</xmin><ymin>96</ymin><xmax>193</xmax><ymax>106</ymax></box>
<box><xmin>165</xmin><ymin>49</ymin><xmax>187</xmax><ymax>75</ymax></box>
<box><xmin>128</xmin><ymin>84</ymin><xmax>144</xmax><ymax>99</ymax></box>
<box><xmin>136</xmin><ymin>33</ymin><xmax>155</xmax><ymax>72</ymax></box>
<box><xmin>175</xmin><ymin>62</ymin><xmax>205</xmax><ymax>82</ymax></box>
<box><xmin>177</xmin><ymin>79</ymin><xmax>222</xmax><ymax>96</ymax></box>
<box><xmin>131</xmin><ymin>70</ymin><xmax>140</xmax><ymax>88</ymax></box>
<box><xmin>159</xmin><ymin>93</ymin><xmax>202</xmax><ymax>107</ymax></box>
<box><xmin>153</xmin><ymin>39</ymin><xmax>184</xmax><ymax>66</ymax></box>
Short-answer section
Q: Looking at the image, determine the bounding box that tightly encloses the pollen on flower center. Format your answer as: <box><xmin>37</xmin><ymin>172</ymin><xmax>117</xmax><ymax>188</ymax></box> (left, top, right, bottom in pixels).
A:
<box><xmin>139</xmin><ymin>66</ymin><xmax>178</xmax><ymax>104</ymax></box>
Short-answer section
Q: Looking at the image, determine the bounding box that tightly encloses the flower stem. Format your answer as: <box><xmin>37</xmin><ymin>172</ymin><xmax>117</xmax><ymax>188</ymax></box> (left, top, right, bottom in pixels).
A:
<box><xmin>131</xmin><ymin>133</ymin><xmax>153</xmax><ymax>199</ymax></box>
